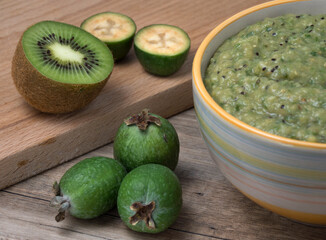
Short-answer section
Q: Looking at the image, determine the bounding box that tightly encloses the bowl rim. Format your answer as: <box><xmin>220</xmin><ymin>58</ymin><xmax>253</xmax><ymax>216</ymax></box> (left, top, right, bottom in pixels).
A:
<box><xmin>193</xmin><ymin>0</ymin><xmax>326</xmax><ymax>149</ymax></box>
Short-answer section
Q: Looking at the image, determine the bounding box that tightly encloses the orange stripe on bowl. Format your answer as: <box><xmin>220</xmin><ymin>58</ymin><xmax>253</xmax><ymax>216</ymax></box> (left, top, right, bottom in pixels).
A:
<box><xmin>192</xmin><ymin>0</ymin><xmax>326</xmax><ymax>149</ymax></box>
<box><xmin>239</xmin><ymin>189</ymin><xmax>326</xmax><ymax>225</ymax></box>
<box><xmin>201</xmin><ymin>131</ymin><xmax>326</xmax><ymax>190</ymax></box>
<box><xmin>221</xmin><ymin>159</ymin><xmax>326</xmax><ymax>205</ymax></box>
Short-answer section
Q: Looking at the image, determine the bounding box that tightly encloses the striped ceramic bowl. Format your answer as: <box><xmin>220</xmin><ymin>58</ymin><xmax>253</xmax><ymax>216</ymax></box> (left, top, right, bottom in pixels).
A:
<box><xmin>192</xmin><ymin>0</ymin><xmax>326</xmax><ymax>225</ymax></box>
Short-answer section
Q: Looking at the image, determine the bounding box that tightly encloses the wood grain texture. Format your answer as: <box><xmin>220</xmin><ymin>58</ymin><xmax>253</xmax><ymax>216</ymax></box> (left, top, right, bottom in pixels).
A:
<box><xmin>1</xmin><ymin>109</ymin><xmax>325</xmax><ymax>240</ymax></box>
<box><xmin>0</xmin><ymin>0</ymin><xmax>270</xmax><ymax>190</ymax></box>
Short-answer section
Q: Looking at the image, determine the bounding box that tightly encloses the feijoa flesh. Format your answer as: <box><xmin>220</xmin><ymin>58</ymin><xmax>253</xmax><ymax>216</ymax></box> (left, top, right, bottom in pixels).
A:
<box><xmin>12</xmin><ymin>21</ymin><xmax>114</xmax><ymax>114</ymax></box>
<box><xmin>51</xmin><ymin>157</ymin><xmax>126</xmax><ymax>221</ymax></box>
<box><xmin>81</xmin><ymin>12</ymin><xmax>136</xmax><ymax>61</ymax></box>
<box><xmin>117</xmin><ymin>164</ymin><xmax>182</xmax><ymax>233</ymax></box>
<box><xmin>134</xmin><ymin>24</ymin><xmax>190</xmax><ymax>76</ymax></box>
<box><xmin>113</xmin><ymin>109</ymin><xmax>179</xmax><ymax>172</ymax></box>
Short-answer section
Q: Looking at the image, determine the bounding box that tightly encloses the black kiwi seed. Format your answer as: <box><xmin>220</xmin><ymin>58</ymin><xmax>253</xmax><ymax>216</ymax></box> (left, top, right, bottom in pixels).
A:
<box><xmin>71</xmin><ymin>42</ymin><xmax>77</xmax><ymax>49</ymax></box>
<box><xmin>85</xmin><ymin>63</ymin><xmax>92</xmax><ymax>70</ymax></box>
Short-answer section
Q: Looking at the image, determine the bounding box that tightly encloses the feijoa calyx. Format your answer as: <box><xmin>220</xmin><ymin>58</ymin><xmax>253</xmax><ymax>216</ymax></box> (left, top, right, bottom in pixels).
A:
<box><xmin>50</xmin><ymin>157</ymin><xmax>126</xmax><ymax>221</ymax></box>
<box><xmin>113</xmin><ymin>109</ymin><xmax>180</xmax><ymax>172</ymax></box>
<box><xmin>12</xmin><ymin>21</ymin><xmax>114</xmax><ymax>114</ymax></box>
<box><xmin>117</xmin><ymin>164</ymin><xmax>182</xmax><ymax>233</ymax></box>
<box><xmin>81</xmin><ymin>12</ymin><xmax>136</xmax><ymax>61</ymax></box>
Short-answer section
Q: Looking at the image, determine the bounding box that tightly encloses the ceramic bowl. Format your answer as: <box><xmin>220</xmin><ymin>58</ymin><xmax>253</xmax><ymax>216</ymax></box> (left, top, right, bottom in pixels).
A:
<box><xmin>192</xmin><ymin>0</ymin><xmax>326</xmax><ymax>225</ymax></box>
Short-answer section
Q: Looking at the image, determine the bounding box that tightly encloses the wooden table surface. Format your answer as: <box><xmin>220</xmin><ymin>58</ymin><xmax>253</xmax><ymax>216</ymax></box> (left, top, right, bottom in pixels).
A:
<box><xmin>1</xmin><ymin>0</ymin><xmax>326</xmax><ymax>239</ymax></box>
<box><xmin>1</xmin><ymin>109</ymin><xmax>326</xmax><ymax>240</ymax></box>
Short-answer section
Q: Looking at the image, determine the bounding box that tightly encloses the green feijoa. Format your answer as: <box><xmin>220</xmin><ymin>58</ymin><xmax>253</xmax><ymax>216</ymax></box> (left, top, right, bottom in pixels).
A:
<box><xmin>50</xmin><ymin>156</ymin><xmax>126</xmax><ymax>222</ymax></box>
<box><xmin>117</xmin><ymin>164</ymin><xmax>182</xmax><ymax>233</ymax></box>
<box><xmin>81</xmin><ymin>12</ymin><xmax>136</xmax><ymax>61</ymax></box>
<box><xmin>113</xmin><ymin>109</ymin><xmax>179</xmax><ymax>172</ymax></box>
<box><xmin>134</xmin><ymin>24</ymin><xmax>190</xmax><ymax>76</ymax></box>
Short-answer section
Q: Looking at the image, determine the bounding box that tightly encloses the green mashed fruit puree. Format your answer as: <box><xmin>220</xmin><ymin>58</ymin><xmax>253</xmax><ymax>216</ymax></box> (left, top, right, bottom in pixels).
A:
<box><xmin>204</xmin><ymin>14</ymin><xmax>326</xmax><ymax>143</ymax></box>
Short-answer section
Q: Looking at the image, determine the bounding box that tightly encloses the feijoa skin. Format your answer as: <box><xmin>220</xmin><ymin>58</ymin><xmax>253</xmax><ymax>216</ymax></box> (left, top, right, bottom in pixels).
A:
<box><xmin>113</xmin><ymin>109</ymin><xmax>180</xmax><ymax>172</ymax></box>
<box><xmin>51</xmin><ymin>157</ymin><xmax>126</xmax><ymax>221</ymax></box>
<box><xmin>117</xmin><ymin>164</ymin><xmax>182</xmax><ymax>233</ymax></box>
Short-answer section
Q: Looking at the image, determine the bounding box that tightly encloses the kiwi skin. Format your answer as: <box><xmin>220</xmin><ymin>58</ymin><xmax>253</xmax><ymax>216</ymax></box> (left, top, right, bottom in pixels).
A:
<box><xmin>12</xmin><ymin>38</ymin><xmax>112</xmax><ymax>114</ymax></box>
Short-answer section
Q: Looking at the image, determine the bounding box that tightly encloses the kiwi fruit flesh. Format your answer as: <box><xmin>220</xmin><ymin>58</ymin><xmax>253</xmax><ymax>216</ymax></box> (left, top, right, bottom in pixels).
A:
<box><xmin>12</xmin><ymin>21</ymin><xmax>114</xmax><ymax>114</ymax></box>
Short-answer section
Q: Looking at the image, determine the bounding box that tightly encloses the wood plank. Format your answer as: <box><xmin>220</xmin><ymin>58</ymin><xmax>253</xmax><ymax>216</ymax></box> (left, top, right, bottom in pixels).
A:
<box><xmin>0</xmin><ymin>0</ymin><xmax>269</xmax><ymax>190</ymax></box>
<box><xmin>1</xmin><ymin>109</ymin><xmax>325</xmax><ymax>240</ymax></box>
<box><xmin>0</xmin><ymin>191</ymin><xmax>217</xmax><ymax>240</ymax></box>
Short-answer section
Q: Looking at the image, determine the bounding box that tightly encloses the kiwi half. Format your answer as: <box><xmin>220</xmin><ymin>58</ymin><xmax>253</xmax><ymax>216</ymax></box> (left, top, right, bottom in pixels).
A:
<box><xmin>12</xmin><ymin>21</ymin><xmax>114</xmax><ymax>114</ymax></box>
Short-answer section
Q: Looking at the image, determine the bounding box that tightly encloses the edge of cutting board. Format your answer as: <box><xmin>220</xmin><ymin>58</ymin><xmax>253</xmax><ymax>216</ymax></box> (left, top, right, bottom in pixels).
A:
<box><xmin>0</xmin><ymin>78</ymin><xmax>193</xmax><ymax>189</ymax></box>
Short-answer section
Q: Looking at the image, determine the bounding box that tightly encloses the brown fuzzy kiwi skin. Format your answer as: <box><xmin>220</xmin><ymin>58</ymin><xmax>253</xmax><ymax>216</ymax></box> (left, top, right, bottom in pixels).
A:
<box><xmin>12</xmin><ymin>38</ymin><xmax>112</xmax><ymax>114</ymax></box>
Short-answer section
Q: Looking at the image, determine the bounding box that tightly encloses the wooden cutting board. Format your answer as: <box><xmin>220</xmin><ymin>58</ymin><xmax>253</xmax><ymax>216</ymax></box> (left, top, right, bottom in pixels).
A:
<box><xmin>0</xmin><ymin>0</ymin><xmax>267</xmax><ymax>190</ymax></box>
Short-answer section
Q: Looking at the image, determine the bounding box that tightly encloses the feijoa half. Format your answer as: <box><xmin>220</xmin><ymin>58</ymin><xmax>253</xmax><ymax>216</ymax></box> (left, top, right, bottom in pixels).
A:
<box><xmin>113</xmin><ymin>109</ymin><xmax>180</xmax><ymax>172</ymax></box>
<box><xmin>117</xmin><ymin>164</ymin><xmax>182</xmax><ymax>233</ymax></box>
<box><xmin>12</xmin><ymin>21</ymin><xmax>114</xmax><ymax>114</ymax></box>
<box><xmin>81</xmin><ymin>12</ymin><xmax>136</xmax><ymax>61</ymax></box>
<box><xmin>50</xmin><ymin>157</ymin><xmax>126</xmax><ymax>221</ymax></box>
<box><xmin>134</xmin><ymin>24</ymin><xmax>190</xmax><ymax>76</ymax></box>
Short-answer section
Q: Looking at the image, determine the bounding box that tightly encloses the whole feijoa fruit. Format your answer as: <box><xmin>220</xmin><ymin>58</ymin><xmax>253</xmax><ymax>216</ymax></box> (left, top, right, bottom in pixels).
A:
<box><xmin>117</xmin><ymin>164</ymin><xmax>182</xmax><ymax>233</ymax></box>
<box><xmin>12</xmin><ymin>21</ymin><xmax>114</xmax><ymax>114</ymax></box>
<box><xmin>50</xmin><ymin>156</ymin><xmax>126</xmax><ymax>222</ymax></box>
<box><xmin>81</xmin><ymin>12</ymin><xmax>136</xmax><ymax>61</ymax></box>
<box><xmin>113</xmin><ymin>109</ymin><xmax>179</xmax><ymax>172</ymax></box>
